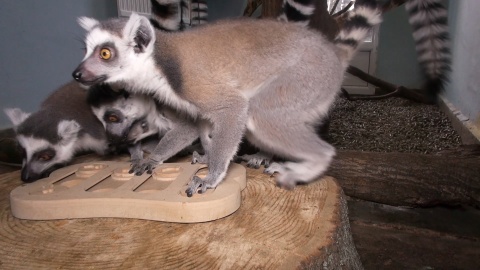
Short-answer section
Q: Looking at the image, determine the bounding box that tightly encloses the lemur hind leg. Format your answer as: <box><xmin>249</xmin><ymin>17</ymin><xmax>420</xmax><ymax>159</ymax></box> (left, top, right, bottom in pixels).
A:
<box><xmin>249</xmin><ymin>113</ymin><xmax>335</xmax><ymax>190</ymax></box>
<box><xmin>245</xmin><ymin>69</ymin><xmax>338</xmax><ymax>189</ymax></box>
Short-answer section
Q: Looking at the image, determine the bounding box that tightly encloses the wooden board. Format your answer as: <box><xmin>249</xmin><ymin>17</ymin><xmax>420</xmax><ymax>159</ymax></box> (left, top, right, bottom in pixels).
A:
<box><xmin>10</xmin><ymin>161</ymin><xmax>246</xmax><ymax>223</ymax></box>
<box><xmin>0</xmin><ymin>155</ymin><xmax>362</xmax><ymax>269</ymax></box>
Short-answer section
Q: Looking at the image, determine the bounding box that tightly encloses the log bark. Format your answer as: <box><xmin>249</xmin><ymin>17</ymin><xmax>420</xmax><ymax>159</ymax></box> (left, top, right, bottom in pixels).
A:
<box><xmin>0</xmin><ymin>155</ymin><xmax>362</xmax><ymax>269</ymax></box>
<box><xmin>261</xmin><ymin>0</ymin><xmax>283</xmax><ymax>18</ymax></box>
<box><xmin>344</xmin><ymin>66</ymin><xmax>435</xmax><ymax>104</ymax></box>
<box><xmin>328</xmin><ymin>150</ymin><xmax>480</xmax><ymax>208</ymax></box>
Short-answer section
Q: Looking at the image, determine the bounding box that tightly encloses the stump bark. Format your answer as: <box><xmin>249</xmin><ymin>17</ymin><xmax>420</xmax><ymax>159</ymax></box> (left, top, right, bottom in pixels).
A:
<box><xmin>0</xmin><ymin>155</ymin><xmax>362</xmax><ymax>269</ymax></box>
<box><xmin>328</xmin><ymin>150</ymin><xmax>480</xmax><ymax>207</ymax></box>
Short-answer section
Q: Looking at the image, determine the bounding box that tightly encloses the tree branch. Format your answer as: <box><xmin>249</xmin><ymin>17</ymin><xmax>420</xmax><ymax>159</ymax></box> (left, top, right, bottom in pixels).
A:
<box><xmin>345</xmin><ymin>66</ymin><xmax>434</xmax><ymax>104</ymax></box>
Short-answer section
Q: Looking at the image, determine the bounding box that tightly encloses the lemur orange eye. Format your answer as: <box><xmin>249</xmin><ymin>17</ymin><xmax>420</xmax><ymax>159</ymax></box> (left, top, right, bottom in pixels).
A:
<box><xmin>108</xmin><ymin>115</ymin><xmax>119</xmax><ymax>122</ymax></box>
<box><xmin>38</xmin><ymin>153</ymin><xmax>53</xmax><ymax>161</ymax></box>
<box><xmin>100</xmin><ymin>48</ymin><xmax>112</xmax><ymax>60</ymax></box>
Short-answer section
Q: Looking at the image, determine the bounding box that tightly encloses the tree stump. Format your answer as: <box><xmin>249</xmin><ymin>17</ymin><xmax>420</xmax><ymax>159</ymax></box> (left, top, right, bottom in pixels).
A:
<box><xmin>0</xmin><ymin>155</ymin><xmax>362</xmax><ymax>269</ymax></box>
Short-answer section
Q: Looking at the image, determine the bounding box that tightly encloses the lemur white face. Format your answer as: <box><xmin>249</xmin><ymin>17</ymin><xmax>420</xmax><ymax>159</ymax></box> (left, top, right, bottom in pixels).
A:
<box><xmin>72</xmin><ymin>14</ymin><xmax>156</xmax><ymax>87</ymax></box>
<box><xmin>16</xmin><ymin>134</ymin><xmax>77</xmax><ymax>182</ymax></box>
<box><xmin>4</xmin><ymin>107</ymin><xmax>81</xmax><ymax>182</ymax></box>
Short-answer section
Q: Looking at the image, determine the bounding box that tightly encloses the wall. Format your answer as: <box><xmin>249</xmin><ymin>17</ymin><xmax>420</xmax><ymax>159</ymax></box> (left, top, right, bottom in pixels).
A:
<box><xmin>375</xmin><ymin>4</ymin><xmax>423</xmax><ymax>89</ymax></box>
<box><xmin>207</xmin><ymin>0</ymin><xmax>247</xmax><ymax>21</ymax></box>
<box><xmin>0</xmin><ymin>0</ymin><xmax>117</xmax><ymax>129</ymax></box>
<box><xmin>444</xmin><ymin>0</ymin><xmax>480</xmax><ymax>132</ymax></box>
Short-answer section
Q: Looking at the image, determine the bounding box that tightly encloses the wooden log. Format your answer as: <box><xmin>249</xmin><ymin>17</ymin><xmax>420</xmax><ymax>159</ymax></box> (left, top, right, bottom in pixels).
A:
<box><xmin>0</xmin><ymin>155</ymin><xmax>362</xmax><ymax>269</ymax></box>
<box><xmin>328</xmin><ymin>150</ymin><xmax>480</xmax><ymax>208</ymax></box>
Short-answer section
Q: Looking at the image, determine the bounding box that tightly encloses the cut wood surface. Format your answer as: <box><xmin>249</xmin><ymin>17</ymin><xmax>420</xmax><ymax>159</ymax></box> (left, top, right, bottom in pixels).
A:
<box><xmin>328</xmin><ymin>150</ymin><xmax>480</xmax><ymax>207</ymax></box>
<box><xmin>0</xmin><ymin>155</ymin><xmax>362</xmax><ymax>269</ymax></box>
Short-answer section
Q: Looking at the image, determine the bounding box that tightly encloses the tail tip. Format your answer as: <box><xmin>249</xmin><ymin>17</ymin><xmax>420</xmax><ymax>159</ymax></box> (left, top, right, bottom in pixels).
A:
<box><xmin>423</xmin><ymin>77</ymin><xmax>447</xmax><ymax>103</ymax></box>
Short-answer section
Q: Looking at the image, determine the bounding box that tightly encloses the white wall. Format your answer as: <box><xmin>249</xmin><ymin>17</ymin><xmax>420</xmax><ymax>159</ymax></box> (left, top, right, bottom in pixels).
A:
<box><xmin>445</xmin><ymin>0</ymin><xmax>480</xmax><ymax>130</ymax></box>
<box><xmin>0</xmin><ymin>0</ymin><xmax>117</xmax><ymax>129</ymax></box>
<box><xmin>375</xmin><ymin>5</ymin><xmax>423</xmax><ymax>89</ymax></box>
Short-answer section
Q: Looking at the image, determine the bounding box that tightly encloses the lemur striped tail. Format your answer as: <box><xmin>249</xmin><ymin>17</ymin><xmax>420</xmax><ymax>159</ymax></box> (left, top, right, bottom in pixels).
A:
<box><xmin>149</xmin><ymin>0</ymin><xmax>208</xmax><ymax>32</ymax></box>
<box><xmin>149</xmin><ymin>0</ymin><xmax>182</xmax><ymax>31</ymax></box>
<box><xmin>405</xmin><ymin>0</ymin><xmax>450</xmax><ymax>99</ymax></box>
<box><xmin>277</xmin><ymin>0</ymin><xmax>316</xmax><ymax>26</ymax></box>
<box><xmin>333</xmin><ymin>0</ymin><xmax>382</xmax><ymax>68</ymax></box>
<box><xmin>190</xmin><ymin>0</ymin><xmax>208</xmax><ymax>26</ymax></box>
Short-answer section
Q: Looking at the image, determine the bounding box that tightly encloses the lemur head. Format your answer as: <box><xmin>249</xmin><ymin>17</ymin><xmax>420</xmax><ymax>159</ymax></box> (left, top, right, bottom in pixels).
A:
<box><xmin>4</xmin><ymin>108</ymin><xmax>82</xmax><ymax>182</ymax></box>
<box><xmin>72</xmin><ymin>13</ymin><xmax>156</xmax><ymax>86</ymax></box>
<box><xmin>87</xmin><ymin>85</ymin><xmax>165</xmax><ymax>145</ymax></box>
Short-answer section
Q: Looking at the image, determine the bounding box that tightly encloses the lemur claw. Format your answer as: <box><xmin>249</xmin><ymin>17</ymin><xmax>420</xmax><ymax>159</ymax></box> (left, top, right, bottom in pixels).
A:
<box><xmin>129</xmin><ymin>157</ymin><xmax>159</xmax><ymax>175</ymax></box>
<box><xmin>235</xmin><ymin>152</ymin><xmax>272</xmax><ymax>169</ymax></box>
<box><xmin>263</xmin><ymin>162</ymin><xmax>283</xmax><ymax>176</ymax></box>
<box><xmin>191</xmin><ymin>151</ymin><xmax>208</xmax><ymax>164</ymax></box>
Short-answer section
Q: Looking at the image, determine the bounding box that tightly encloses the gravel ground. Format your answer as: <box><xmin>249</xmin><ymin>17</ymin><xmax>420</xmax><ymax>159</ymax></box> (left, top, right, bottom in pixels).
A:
<box><xmin>327</xmin><ymin>97</ymin><xmax>463</xmax><ymax>154</ymax></box>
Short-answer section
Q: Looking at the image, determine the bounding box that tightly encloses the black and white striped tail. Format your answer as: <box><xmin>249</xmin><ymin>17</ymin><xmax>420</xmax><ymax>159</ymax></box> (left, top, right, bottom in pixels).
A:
<box><xmin>277</xmin><ymin>0</ymin><xmax>316</xmax><ymax>26</ymax></box>
<box><xmin>190</xmin><ymin>0</ymin><xmax>208</xmax><ymax>26</ymax></box>
<box><xmin>149</xmin><ymin>0</ymin><xmax>182</xmax><ymax>31</ymax></box>
<box><xmin>405</xmin><ymin>0</ymin><xmax>450</xmax><ymax>99</ymax></box>
<box><xmin>333</xmin><ymin>0</ymin><xmax>382</xmax><ymax>67</ymax></box>
<box><xmin>149</xmin><ymin>0</ymin><xmax>208</xmax><ymax>32</ymax></box>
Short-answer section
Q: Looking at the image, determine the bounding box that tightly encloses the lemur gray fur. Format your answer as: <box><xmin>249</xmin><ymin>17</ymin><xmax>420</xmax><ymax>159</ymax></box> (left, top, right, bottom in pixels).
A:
<box><xmin>72</xmin><ymin>0</ymin><xmax>381</xmax><ymax>196</ymax></box>
<box><xmin>4</xmin><ymin>81</ymin><xmax>109</xmax><ymax>182</ymax></box>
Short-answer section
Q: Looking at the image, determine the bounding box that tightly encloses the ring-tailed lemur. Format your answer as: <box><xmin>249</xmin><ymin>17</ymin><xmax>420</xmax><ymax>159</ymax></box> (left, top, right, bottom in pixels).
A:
<box><xmin>405</xmin><ymin>0</ymin><xmax>450</xmax><ymax>100</ymax></box>
<box><xmin>4</xmin><ymin>81</ymin><xmax>109</xmax><ymax>182</ymax></box>
<box><xmin>72</xmin><ymin>0</ymin><xmax>381</xmax><ymax>196</ymax></box>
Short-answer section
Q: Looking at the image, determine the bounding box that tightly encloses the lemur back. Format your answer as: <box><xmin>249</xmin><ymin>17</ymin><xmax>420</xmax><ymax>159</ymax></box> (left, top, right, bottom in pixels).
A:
<box><xmin>73</xmin><ymin>0</ymin><xmax>381</xmax><ymax>196</ymax></box>
<box><xmin>4</xmin><ymin>81</ymin><xmax>108</xmax><ymax>182</ymax></box>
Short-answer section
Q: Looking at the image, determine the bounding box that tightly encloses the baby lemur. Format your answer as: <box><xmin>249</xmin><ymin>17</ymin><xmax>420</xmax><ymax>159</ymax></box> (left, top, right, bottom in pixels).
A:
<box><xmin>72</xmin><ymin>0</ymin><xmax>381</xmax><ymax>196</ymax></box>
<box><xmin>87</xmin><ymin>85</ymin><xmax>201</xmax><ymax>164</ymax></box>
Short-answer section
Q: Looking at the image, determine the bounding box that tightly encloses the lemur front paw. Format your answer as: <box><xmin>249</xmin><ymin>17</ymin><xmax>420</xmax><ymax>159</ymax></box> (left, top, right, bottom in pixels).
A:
<box><xmin>263</xmin><ymin>162</ymin><xmax>295</xmax><ymax>190</ymax></box>
<box><xmin>129</xmin><ymin>157</ymin><xmax>160</xmax><ymax>175</ymax></box>
<box><xmin>191</xmin><ymin>151</ymin><xmax>208</xmax><ymax>164</ymax></box>
<box><xmin>185</xmin><ymin>175</ymin><xmax>218</xmax><ymax>197</ymax></box>
<box><xmin>186</xmin><ymin>176</ymin><xmax>207</xmax><ymax>197</ymax></box>
<box><xmin>263</xmin><ymin>162</ymin><xmax>284</xmax><ymax>175</ymax></box>
<box><xmin>235</xmin><ymin>152</ymin><xmax>272</xmax><ymax>169</ymax></box>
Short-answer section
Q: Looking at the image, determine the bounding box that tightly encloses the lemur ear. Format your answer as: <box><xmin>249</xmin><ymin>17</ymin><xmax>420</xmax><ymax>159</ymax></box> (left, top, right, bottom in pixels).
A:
<box><xmin>78</xmin><ymin>16</ymin><xmax>99</xmax><ymax>31</ymax></box>
<box><xmin>123</xmin><ymin>13</ymin><xmax>155</xmax><ymax>53</ymax></box>
<box><xmin>57</xmin><ymin>120</ymin><xmax>81</xmax><ymax>143</ymax></box>
<box><xmin>4</xmin><ymin>108</ymin><xmax>31</xmax><ymax>127</ymax></box>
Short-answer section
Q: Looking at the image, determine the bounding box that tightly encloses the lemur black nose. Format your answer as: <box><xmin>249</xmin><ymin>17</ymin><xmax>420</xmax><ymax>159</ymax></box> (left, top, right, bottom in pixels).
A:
<box><xmin>72</xmin><ymin>71</ymin><xmax>82</xmax><ymax>81</ymax></box>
